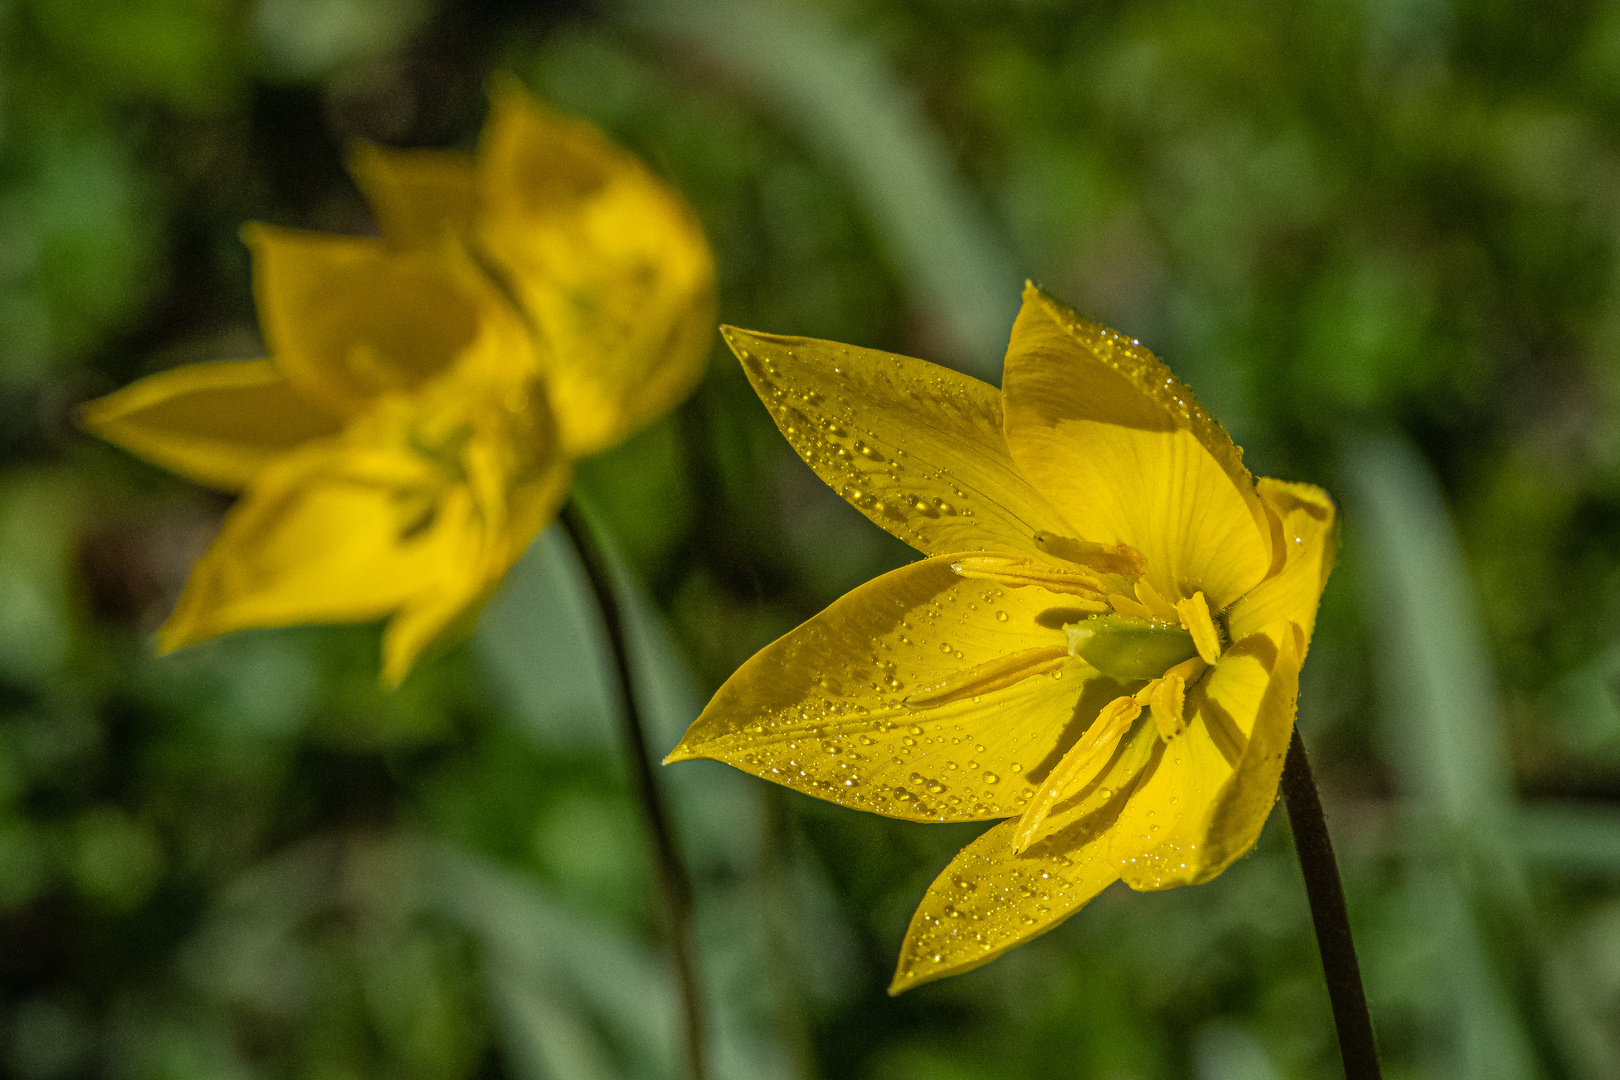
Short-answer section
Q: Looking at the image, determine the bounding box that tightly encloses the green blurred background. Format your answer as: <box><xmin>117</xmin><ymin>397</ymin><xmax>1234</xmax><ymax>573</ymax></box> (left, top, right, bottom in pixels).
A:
<box><xmin>4</xmin><ymin>0</ymin><xmax>1620</xmax><ymax>1077</ymax></box>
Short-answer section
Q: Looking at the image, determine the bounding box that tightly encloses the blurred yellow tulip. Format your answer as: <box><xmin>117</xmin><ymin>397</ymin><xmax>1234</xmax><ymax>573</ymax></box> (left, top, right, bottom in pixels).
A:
<box><xmin>83</xmin><ymin>80</ymin><xmax>715</xmax><ymax>685</ymax></box>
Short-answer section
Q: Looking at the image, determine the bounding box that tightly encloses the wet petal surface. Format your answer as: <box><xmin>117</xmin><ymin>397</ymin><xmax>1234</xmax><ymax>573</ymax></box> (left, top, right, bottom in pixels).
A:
<box><xmin>1002</xmin><ymin>285</ymin><xmax>1272</xmax><ymax>609</ymax></box>
<box><xmin>892</xmin><ymin>813</ymin><xmax>1120</xmax><ymax>993</ymax></box>
<box><xmin>1108</xmin><ymin>620</ymin><xmax>1300</xmax><ymax>889</ymax></box>
<box><xmin>725</xmin><ymin>327</ymin><xmax>1069</xmax><ymax>559</ymax></box>
<box><xmin>669</xmin><ymin>556</ymin><xmax>1138</xmax><ymax>821</ymax></box>
<box><xmin>1227</xmin><ymin>479</ymin><xmax>1337</xmax><ymax>648</ymax></box>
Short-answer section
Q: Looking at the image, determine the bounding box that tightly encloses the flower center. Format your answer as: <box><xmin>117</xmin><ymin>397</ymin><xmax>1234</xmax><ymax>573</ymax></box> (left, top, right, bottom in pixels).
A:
<box><xmin>1064</xmin><ymin>615</ymin><xmax>1197</xmax><ymax>680</ymax></box>
<box><xmin>1010</xmin><ymin>588</ymin><xmax>1226</xmax><ymax>854</ymax></box>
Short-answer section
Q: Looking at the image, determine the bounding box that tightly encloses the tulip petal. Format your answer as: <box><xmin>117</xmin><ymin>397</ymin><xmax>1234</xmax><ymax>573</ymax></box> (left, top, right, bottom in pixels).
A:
<box><xmin>379</xmin><ymin>450</ymin><xmax>571</xmax><ymax>687</ymax></box>
<box><xmin>1227</xmin><ymin>479</ymin><xmax>1337</xmax><ymax>650</ymax></box>
<box><xmin>1193</xmin><ymin>623</ymin><xmax>1300</xmax><ymax>877</ymax></box>
<box><xmin>475</xmin><ymin>79</ymin><xmax>715</xmax><ymax>457</ymax></box>
<box><xmin>348</xmin><ymin>142</ymin><xmax>478</xmax><ymax>251</ymax></box>
<box><xmin>158</xmin><ymin>440</ymin><xmax>475</xmax><ymax>654</ymax></box>
<box><xmin>246</xmin><ymin>224</ymin><xmax>484</xmax><ymax>417</ymax></box>
<box><xmin>1001</xmin><ymin>284</ymin><xmax>1272</xmax><ymax>609</ymax></box>
<box><xmin>81</xmin><ymin>359</ymin><xmax>341</xmax><ymax>491</ymax></box>
<box><xmin>668</xmin><ymin>555</ymin><xmax>1139</xmax><ymax>821</ymax></box>
<box><xmin>891</xmin><ymin>813</ymin><xmax>1121</xmax><ymax>993</ymax></box>
<box><xmin>1108</xmin><ymin>620</ymin><xmax>1300</xmax><ymax>889</ymax></box>
<box><xmin>724</xmin><ymin>327</ymin><xmax>1071</xmax><ymax>559</ymax></box>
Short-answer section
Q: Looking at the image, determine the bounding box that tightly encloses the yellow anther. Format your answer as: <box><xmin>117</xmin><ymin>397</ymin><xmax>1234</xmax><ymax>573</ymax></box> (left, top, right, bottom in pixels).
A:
<box><xmin>904</xmin><ymin>645</ymin><xmax>1070</xmax><ymax>709</ymax></box>
<box><xmin>1134</xmin><ymin>578</ymin><xmax>1179</xmax><ymax>622</ymax></box>
<box><xmin>950</xmin><ymin>555</ymin><xmax>1111</xmax><ymax>606</ymax></box>
<box><xmin>1031</xmin><ymin>532</ymin><xmax>1146</xmax><ymax>579</ymax></box>
<box><xmin>1175</xmin><ymin>591</ymin><xmax>1222</xmax><ymax>665</ymax></box>
<box><xmin>1107</xmin><ymin>591</ymin><xmax>1155</xmax><ymax>620</ymax></box>
<box><xmin>1149</xmin><ymin>673</ymin><xmax>1186</xmax><ymax>739</ymax></box>
<box><xmin>1011</xmin><ymin>694</ymin><xmax>1140</xmax><ymax>853</ymax></box>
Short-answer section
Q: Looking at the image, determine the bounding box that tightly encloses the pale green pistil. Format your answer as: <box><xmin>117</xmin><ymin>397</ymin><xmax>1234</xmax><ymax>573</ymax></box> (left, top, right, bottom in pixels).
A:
<box><xmin>1065</xmin><ymin>614</ymin><xmax>1198</xmax><ymax>681</ymax></box>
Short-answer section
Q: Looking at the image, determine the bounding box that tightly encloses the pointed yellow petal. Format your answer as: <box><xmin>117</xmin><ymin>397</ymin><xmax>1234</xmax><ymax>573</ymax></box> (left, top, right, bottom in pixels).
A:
<box><xmin>81</xmin><ymin>359</ymin><xmax>340</xmax><ymax>491</ymax></box>
<box><xmin>1227</xmin><ymin>479</ymin><xmax>1337</xmax><ymax>651</ymax></box>
<box><xmin>1001</xmin><ymin>284</ymin><xmax>1272</xmax><ymax>609</ymax></box>
<box><xmin>890</xmin><ymin>814</ymin><xmax>1120</xmax><ymax>993</ymax></box>
<box><xmin>348</xmin><ymin>142</ymin><xmax>478</xmax><ymax>251</ymax></box>
<box><xmin>1193</xmin><ymin>623</ymin><xmax>1300</xmax><ymax>877</ymax></box>
<box><xmin>245</xmin><ymin>224</ymin><xmax>486</xmax><ymax>417</ymax></box>
<box><xmin>724</xmin><ymin>327</ymin><xmax>1071</xmax><ymax>559</ymax></box>
<box><xmin>158</xmin><ymin>440</ymin><xmax>474</xmax><ymax>653</ymax></box>
<box><xmin>379</xmin><ymin>454</ymin><xmax>571</xmax><ymax>687</ymax></box>
<box><xmin>474</xmin><ymin>80</ymin><xmax>715</xmax><ymax>457</ymax></box>
<box><xmin>1107</xmin><ymin>620</ymin><xmax>1300</xmax><ymax>889</ymax></box>
<box><xmin>667</xmin><ymin>555</ymin><xmax>1139</xmax><ymax>821</ymax></box>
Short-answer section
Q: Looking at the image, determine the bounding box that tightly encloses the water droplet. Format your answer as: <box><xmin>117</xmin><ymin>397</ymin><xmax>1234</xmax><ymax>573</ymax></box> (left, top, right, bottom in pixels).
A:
<box><xmin>1010</xmin><ymin>763</ymin><xmax>1022</xmax><ymax>774</ymax></box>
<box><xmin>982</xmin><ymin>771</ymin><xmax>999</xmax><ymax>784</ymax></box>
<box><xmin>995</xmin><ymin>610</ymin><xmax>1009</xmax><ymax>622</ymax></box>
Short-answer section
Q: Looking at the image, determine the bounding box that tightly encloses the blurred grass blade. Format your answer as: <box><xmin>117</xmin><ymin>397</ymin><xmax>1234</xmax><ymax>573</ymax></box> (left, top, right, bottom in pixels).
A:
<box><xmin>475</xmin><ymin>511</ymin><xmax>705</xmax><ymax>756</ymax></box>
<box><xmin>1343</xmin><ymin>433</ymin><xmax>1552</xmax><ymax>1080</ymax></box>
<box><xmin>423</xmin><ymin>841</ymin><xmax>679</xmax><ymax>1079</ymax></box>
<box><xmin>490</xmin><ymin>978</ymin><xmax>620</xmax><ymax>1080</ymax></box>
<box><xmin>475</xmin><ymin>526</ymin><xmax>619</xmax><ymax>751</ymax></box>
<box><xmin>470</xmin><ymin>519</ymin><xmax>794</xmax><ymax>1079</ymax></box>
<box><xmin>627</xmin><ymin>0</ymin><xmax>1019</xmax><ymax>378</ymax></box>
<box><xmin>1344</xmin><ymin>433</ymin><xmax>1516</xmax><ymax>831</ymax></box>
<box><xmin>1516</xmin><ymin>803</ymin><xmax>1620</xmax><ymax>874</ymax></box>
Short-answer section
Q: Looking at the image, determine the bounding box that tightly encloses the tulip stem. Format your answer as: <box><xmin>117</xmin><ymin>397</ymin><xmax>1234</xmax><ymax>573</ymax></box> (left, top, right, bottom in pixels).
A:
<box><xmin>558</xmin><ymin>500</ymin><xmax>709</xmax><ymax>1080</ymax></box>
<box><xmin>1280</xmin><ymin>727</ymin><xmax>1382</xmax><ymax>1080</ymax></box>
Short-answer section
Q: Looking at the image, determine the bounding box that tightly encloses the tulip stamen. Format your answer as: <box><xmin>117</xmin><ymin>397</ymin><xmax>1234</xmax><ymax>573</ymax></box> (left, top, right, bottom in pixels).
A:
<box><xmin>950</xmin><ymin>555</ymin><xmax>1112</xmax><ymax>606</ymax></box>
<box><xmin>1031</xmin><ymin>532</ymin><xmax>1146</xmax><ymax>579</ymax></box>
<box><xmin>1011</xmin><ymin>694</ymin><xmax>1141</xmax><ymax>853</ymax></box>
<box><xmin>903</xmin><ymin>645</ymin><xmax>1071</xmax><ymax>709</ymax></box>
<box><xmin>1175</xmin><ymin>591</ymin><xmax>1223</xmax><ymax>665</ymax></box>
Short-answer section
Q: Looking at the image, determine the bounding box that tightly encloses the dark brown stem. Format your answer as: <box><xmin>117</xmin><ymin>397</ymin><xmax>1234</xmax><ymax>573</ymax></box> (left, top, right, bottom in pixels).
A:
<box><xmin>1280</xmin><ymin>727</ymin><xmax>1383</xmax><ymax>1080</ymax></box>
<box><xmin>558</xmin><ymin>500</ymin><xmax>709</xmax><ymax>1080</ymax></box>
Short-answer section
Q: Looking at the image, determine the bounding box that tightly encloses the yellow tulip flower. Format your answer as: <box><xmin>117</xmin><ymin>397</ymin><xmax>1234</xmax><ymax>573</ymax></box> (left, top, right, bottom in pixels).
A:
<box><xmin>667</xmin><ymin>283</ymin><xmax>1335</xmax><ymax>992</ymax></box>
<box><xmin>83</xmin><ymin>81</ymin><xmax>715</xmax><ymax>686</ymax></box>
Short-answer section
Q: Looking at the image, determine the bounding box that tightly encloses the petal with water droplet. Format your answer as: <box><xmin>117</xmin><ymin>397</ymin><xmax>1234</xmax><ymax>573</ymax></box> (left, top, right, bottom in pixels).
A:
<box><xmin>890</xmin><ymin>813</ymin><xmax>1121</xmax><ymax>993</ymax></box>
<box><xmin>721</xmin><ymin>326</ymin><xmax>1071</xmax><ymax>559</ymax></box>
<box><xmin>1227</xmin><ymin>479</ymin><xmax>1337</xmax><ymax>650</ymax></box>
<box><xmin>1107</xmin><ymin>619</ymin><xmax>1299</xmax><ymax>889</ymax></box>
<box><xmin>667</xmin><ymin>556</ymin><xmax>1127</xmax><ymax>821</ymax></box>
<box><xmin>1001</xmin><ymin>284</ymin><xmax>1273</xmax><ymax>609</ymax></box>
